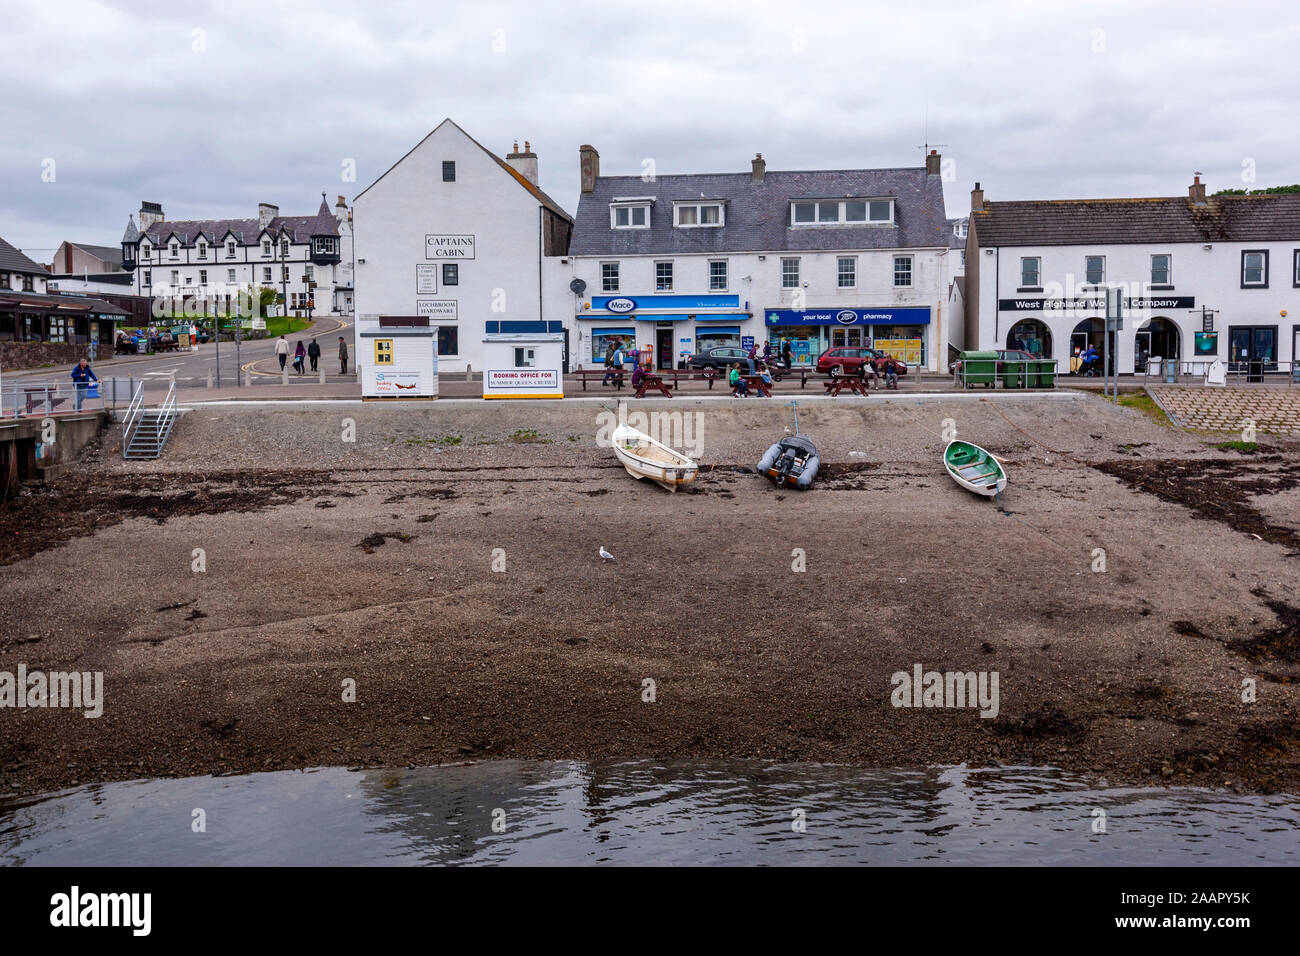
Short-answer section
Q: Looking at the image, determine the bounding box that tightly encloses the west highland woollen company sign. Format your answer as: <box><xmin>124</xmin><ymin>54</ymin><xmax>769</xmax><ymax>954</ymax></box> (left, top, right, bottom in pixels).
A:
<box><xmin>998</xmin><ymin>296</ymin><xmax>1195</xmax><ymax>311</ymax></box>
<box><xmin>425</xmin><ymin>235</ymin><xmax>476</xmax><ymax>259</ymax></box>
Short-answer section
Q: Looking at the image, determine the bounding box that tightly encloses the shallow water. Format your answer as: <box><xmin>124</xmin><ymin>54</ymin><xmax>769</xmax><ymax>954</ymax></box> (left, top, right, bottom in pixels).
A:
<box><xmin>1</xmin><ymin>761</ymin><xmax>1297</xmax><ymax>866</ymax></box>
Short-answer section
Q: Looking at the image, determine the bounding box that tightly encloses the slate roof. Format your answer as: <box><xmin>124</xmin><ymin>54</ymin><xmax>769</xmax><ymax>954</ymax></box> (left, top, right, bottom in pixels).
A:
<box><xmin>69</xmin><ymin>243</ymin><xmax>125</xmax><ymax>269</ymax></box>
<box><xmin>0</xmin><ymin>235</ymin><xmax>49</xmax><ymax>274</ymax></box>
<box><xmin>136</xmin><ymin>199</ymin><xmax>339</xmax><ymax>248</ymax></box>
<box><xmin>122</xmin><ymin>217</ymin><xmax>139</xmax><ymax>243</ymax></box>
<box><xmin>972</xmin><ymin>194</ymin><xmax>1300</xmax><ymax>247</ymax></box>
<box><xmin>569</xmin><ymin>166</ymin><xmax>948</xmax><ymax>256</ymax></box>
<box><xmin>0</xmin><ymin>290</ymin><xmax>127</xmax><ymax>316</ymax></box>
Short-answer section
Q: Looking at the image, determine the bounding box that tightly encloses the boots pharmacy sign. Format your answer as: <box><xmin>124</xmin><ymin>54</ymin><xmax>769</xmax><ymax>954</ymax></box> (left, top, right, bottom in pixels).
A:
<box><xmin>425</xmin><ymin>235</ymin><xmax>476</xmax><ymax>259</ymax></box>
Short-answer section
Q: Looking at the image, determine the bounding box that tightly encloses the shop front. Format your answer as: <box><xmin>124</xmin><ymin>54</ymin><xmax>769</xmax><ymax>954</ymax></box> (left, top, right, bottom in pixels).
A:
<box><xmin>581</xmin><ymin>294</ymin><xmax>751</xmax><ymax>370</ymax></box>
<box><xmin>763</xmin><ymin>306</ymin><xmax>932</xmax><ymax>368</ymax></box>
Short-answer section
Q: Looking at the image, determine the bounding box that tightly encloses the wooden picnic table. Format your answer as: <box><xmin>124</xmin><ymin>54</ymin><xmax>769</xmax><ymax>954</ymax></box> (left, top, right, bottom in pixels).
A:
<box><xmin>24</xmin><ymin>386</ymin><xmax>67</xmax><ymax>415</ymax></box>
<box><xmin>731</xmin><ymin>373</ymin><xmax>772</xmax><ymax>397</ymax></box>
<box><xmin>633</xmin><ymin>372</ymin><xmax>673</xmax><ymax>398</ymax></box>
<box><xmin>823</xmin><ymin>376</ymin><xmax>873</xmax><ymax>397</ymax></box>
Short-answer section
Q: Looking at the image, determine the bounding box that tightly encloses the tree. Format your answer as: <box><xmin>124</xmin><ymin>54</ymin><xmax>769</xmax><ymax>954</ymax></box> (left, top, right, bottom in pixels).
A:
<box><xmin>1213</xmin><ymin>184</ymin><xmax>1300</xmax><ymax>196</ymax></box>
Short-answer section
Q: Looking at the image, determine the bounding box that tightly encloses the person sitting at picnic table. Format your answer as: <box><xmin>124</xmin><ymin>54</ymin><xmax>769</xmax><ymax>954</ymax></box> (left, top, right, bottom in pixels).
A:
<box><xmin>728</xmin><ymin>363</ymin><xmax>748</xmax><ymax>397</ymax></box>
<box><xmin>882</xmin><ymin>356</ymin><xmax>900</xmax><ymax>388</ymax></box>
<box><xmin>860</xmin><ymin>358</ymin><xmax>880</xmax><ymax>388</ymax></box>
<box><xmin>71</xmin><ymin>357</ymin><xmax>98</xmax><ymax>412</ymax></box>
<box><xmin>631</xmin><ymin>360</ymin><xmax>647</xmax><ymax>391</ymax></box>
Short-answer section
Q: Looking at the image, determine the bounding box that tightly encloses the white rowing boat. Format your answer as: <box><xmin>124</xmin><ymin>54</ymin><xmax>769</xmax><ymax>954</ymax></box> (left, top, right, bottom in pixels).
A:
<box><xmin>611</xmin><ymin>424</ymin><xmax>698</xmax><ymax>492</ymax></box>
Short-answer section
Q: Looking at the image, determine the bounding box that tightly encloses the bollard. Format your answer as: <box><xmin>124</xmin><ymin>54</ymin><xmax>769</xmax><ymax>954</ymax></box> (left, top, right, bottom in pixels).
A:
<box><xmin>465</xmin><ymin>363</ymin><xmax>473</xmax><ymax>383</ymax></box>
<box><xmin>282</xmin><ymin>365</ymin><xmax>289</xmax><ymax>386</ymax></box>
<box><xmin>319</xmin><ymin>367</ymin><xmax>325</xmax><ymax>385</ymax></box>
<box><xmin>207</xmin><ymin>369</ymin><xmax>214</xmax><ymax>388</ymax></box>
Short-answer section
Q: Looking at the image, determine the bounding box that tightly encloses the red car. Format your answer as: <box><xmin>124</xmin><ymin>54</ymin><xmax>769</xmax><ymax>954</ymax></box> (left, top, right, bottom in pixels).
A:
<box><xmin>815</xmin><ymin>347</ymin><xmax>908</xmax><ymax>378</ymax></box>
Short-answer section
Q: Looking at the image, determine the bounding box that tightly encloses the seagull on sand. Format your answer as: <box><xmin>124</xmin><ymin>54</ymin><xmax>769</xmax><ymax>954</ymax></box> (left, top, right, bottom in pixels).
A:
<box><xmin>599</xmin><ymin>546</ymin><xmax>615</xmax><ymax>562</ymax></box>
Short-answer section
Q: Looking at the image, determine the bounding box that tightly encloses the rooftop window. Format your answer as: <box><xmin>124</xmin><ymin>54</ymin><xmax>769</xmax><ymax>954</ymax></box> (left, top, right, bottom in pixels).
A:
<box><xmin>790</xmin><ymin>199</ymin><xmax>893</xmax><ymax>227</ymax></box>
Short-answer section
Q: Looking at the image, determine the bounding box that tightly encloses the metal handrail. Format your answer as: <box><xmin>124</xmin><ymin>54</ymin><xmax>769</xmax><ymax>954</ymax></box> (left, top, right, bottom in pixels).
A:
<box><xmin>155</xmin><ymin>380</ymin><xmax>178</xmax><ymax>446</ymax></box>
<box><xmin>121</xmin><ymin>381</ymin><xmax>146</xmax><ymax>454</ymax></box>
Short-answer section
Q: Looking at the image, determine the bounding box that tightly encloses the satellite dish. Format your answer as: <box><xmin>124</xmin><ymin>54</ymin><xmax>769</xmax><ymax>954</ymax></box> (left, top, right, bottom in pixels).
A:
<box><xmin>569</xmin><ymin>278</ymin><xmax>587</xmax><ymax>295</ymax></box>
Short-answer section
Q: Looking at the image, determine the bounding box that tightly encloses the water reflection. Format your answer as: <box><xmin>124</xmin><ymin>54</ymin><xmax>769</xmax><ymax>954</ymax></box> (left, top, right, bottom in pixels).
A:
<box><xmin>1</xmin><ymin>761</ymin><xmax>1296</xmax><ymax>866</ymax></box>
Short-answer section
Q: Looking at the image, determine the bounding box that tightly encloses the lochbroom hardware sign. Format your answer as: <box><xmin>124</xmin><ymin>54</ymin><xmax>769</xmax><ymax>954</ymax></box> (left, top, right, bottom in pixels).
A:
<box><xmin>425</xmin><ymin>234</ymin><xmax>476</xmax><ymax>259</ymax></box>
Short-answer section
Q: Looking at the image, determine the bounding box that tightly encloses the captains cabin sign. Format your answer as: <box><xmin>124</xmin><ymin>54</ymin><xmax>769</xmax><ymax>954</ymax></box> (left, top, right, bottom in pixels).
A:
<box><xmin>425</xmin><ymin>234</ymin><xmax>476</xmax><ymax>259</ymax></box>
<box><xmin>999</xmin><ymin>296</ymin><xmax>1195</xmax><ymax>311</ymax></box>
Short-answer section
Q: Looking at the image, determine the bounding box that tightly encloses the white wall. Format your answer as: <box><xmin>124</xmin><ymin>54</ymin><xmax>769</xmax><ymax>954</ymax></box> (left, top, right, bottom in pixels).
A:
<box><xmin>353</xmin><ymin>121</ymin><xmax>547</xmax><ymax>374</ymax></box>
<box><xmin>977</xmin><ymin>240</ymin><xmax>1299</xmax><ymax>370</ymax></box>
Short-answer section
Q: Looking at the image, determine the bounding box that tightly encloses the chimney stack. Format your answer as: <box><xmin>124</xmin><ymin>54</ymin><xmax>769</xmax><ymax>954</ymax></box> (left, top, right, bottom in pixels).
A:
<box><xmin>751</xmin><ymin>152</ymin><xmax>766</xmax><ymax>183</ymax></box>
<box><xmin>506</xmin><ymin>140</ymin><xmax>539</xmax><ymax>187</ymax></box>
<box><xmin>258</xmin><ymin>203</ymin><xmax>279</xmax><ymax>230</ymax></box>
<box><xmin>971</xmin><ymin>182</ymin><xmax>985</xmax><ymax>213</ymax></box>
<box><xmin>926</xmin><ymin>149</ymin><xmax>941</xmax><ymax>176</ymax></box>
<box><xmin>579</xmin><ymin>144</ymin><xmax>600</xmax><ymax>194</ymax></box>
<box><xmin>1189</xmin><ymin>174</ymin><xmax>1207</xmax><ymax>205</ymax></box>
<box><xmin>138</xmin><ymin>201</ymin><xmax>164</xmax><ymax>231</ymax></box>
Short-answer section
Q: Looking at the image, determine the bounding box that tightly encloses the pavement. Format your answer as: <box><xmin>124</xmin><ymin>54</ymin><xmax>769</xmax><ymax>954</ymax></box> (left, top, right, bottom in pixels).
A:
<box><xmin>1148</xmin><ymin>384</ymin><xmax>1300</xmax><ymax>435</ymax></box>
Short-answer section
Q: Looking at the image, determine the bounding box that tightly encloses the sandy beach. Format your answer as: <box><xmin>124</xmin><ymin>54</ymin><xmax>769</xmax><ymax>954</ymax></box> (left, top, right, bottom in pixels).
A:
<box><xmin>2</xmin><ymin>392</ymin><xmax>1298</xmax><ymax>796</ymax></box>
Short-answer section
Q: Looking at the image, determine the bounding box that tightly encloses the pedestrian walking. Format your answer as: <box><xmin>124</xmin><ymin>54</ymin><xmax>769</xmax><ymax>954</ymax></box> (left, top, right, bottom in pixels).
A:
<box><xmin>275</xmin><ymin>335</ymin><xmax>289</xmax><ymax>371</ymax></box>
<box><xmin>307</xmin><ymin>338</ymin><xmax>321</xmax><ymax>372</ymax></box>
<box><xmin>338</xmin><ymin>336</ymin><xmax>349</xmax><ymax>374</ymax></box>
<box><xmin>294</xmin><ymin>340</ymin><xmax>307</xmax><ymax>375</ymax></box>
<box><xmin>70</xmin><ymin>357</ymin><xmax>98</xmax><ymax>412</ymax></box>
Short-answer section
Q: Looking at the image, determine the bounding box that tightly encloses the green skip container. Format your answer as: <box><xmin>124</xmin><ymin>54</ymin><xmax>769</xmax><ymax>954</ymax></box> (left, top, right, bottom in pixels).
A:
<box><xmin>959</xmin><ymin>350</ymin><xmax>998</xmax><ymax>388</ymax></box>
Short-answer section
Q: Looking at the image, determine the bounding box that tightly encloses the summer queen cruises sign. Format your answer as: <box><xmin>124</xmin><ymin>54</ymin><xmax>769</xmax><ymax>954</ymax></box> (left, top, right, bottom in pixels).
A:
<box><xmin>425</xmin><ymin>234</ymin><xmax>476</xmax><ymax>259</ymax></box>
<box><xmin>999</xmin><ymin>296</ymin><xmax>1195</xmax><ymax>311</ymax></box>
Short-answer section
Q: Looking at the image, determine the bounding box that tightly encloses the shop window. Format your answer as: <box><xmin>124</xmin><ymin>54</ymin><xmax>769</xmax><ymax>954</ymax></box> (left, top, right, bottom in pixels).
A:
<box><xmin>893</xmin><ymin>256</ymin><xmax>913</xmax><ymax>288</ymax></box>
<box><xmin>514</xmin><ymin>347</ymin><xmax>536</xmax><ymax>367</ymax></box>
<box><xmin>442</xmin><ymin>263</ymin><xmax>459</xmax><ymax>286</ymax></box>
<box><xmin>837</xmin><ymin>257</ymin><xmax>856</xmax><ymax>288</ymax></box>
<box><xmin>436</xmin><ymin>326</ymin><xmax>458</xmax><ymax>356</ymax></box>
<box><xmin>1085</xmin><ymin>256</ymin><xmax>1105</xmax><ymax>284</ymax></box>
<box><xmin>601</xmin><ymin>262</ymin><xmax>619</xmax><ymax>292</ymax></box>
<box><xmin>442</xmin><ymin>161</ymin><xmax>456</xmax><ymax>182</ymax></box>
<box><xmin>781</xmin><ymin>258</ymin><xmax>800</xmax><ymax>288</ymax></box>
<box><xmin>655</xmin><ymin>261</ymin><xmax>673</xmax><ymax>292</ymax></box>
<box><xmin>1151</xmin><ymin>254</ymin><xmax>1171</xmax><ymax>286</ymax></box>
<box><xmin>1241</xmin><ymin>250</ymin><xmax>1268</xmax><ymax>287</ymax></box>
<box><xmin>709</xmin><ymin>260</ymin><xmax>727</xmax><ymax>290</ymax></box>
<box><xmin>373</xmin><ymin>339</ymin><xmax>394</xmax><ymax>365</ymax></box>
<box><xmin>611</xmin><ymin>204</ymin><xmax>650</xmax><ymax>229</ymax></box>
<box><xmin>591</xmin><ymin>329</ymin><xmax>635</xmax><ymax>363</ymax></box>
<box><xmin>1020</xmin><ymin>257</ymin><xmax>1041</xmax><ymax>288</ymax></box>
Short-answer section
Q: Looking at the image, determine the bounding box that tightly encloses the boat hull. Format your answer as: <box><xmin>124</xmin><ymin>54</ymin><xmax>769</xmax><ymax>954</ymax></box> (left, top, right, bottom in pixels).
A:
<box><xmin>943</xmin><ymin>440</ymin><xmax>1007</xmax><ymax>497</ymax></box>
<box><xmin>612</xmin><ymin>425</ymin><xmax>698</xmax><ymax>492</ymax></box>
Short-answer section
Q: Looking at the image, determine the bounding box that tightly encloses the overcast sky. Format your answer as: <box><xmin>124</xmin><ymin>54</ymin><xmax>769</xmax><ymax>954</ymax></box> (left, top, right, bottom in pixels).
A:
<box><xmin>3</xmin><ymin>0</ymin><xmax>1298</xmax><ymax>259</ymax></box>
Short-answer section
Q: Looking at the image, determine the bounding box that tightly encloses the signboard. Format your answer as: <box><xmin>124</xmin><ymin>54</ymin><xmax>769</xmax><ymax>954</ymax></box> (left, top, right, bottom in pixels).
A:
<box><xmin>741</xmin><ymin>335</ymin><xmax>755</xmax><ymax>351</ymax></box>
<box><xmin>592</xmin><ymin>294</ymin><xmax>740</xmax><ymax>312</ymax></box>
<box><xmin>416</xmin><ymin>299</ymin><xmax>457</xmax><ymax>319</ymax></box>
<box><xmin>998</xmin><ymin>296</ymin><xmax>1195</xmax><ymax>311</ymax></box>
<box><xmin>1202</xmin><ymin>312</ymin><xmax>1215</xmax><ymax>332</ymax></box>
<box><xmin>765</xmin><ymin>307</ymin><xmax>931</xmax><ymax>326</ymax></box>
<box><xmin>425</xmin><ymin>235</ymin><xmax>476</xmax><ymax>259</ymax></box>
<box><xmin>1206</xmin><ymin>359</ymin><xmax>1227</xmax><ymax>387</ymax></box>
<box><xmin>606</xmin><ymin>297</ymin><xmax>636</xmax><ymax>313</ymax></box>
<box><xmin>483</xmin><ymin>368</ymin><xmax>563</xmax><ymax>399</ymax></box>
<box><xmin>1194</xmin><ymin>331</ymin><xmax>1218</xmax><ymax>355</ymax></box>
<box><xmin>370</xmin><ymin>371</ymin><xmax>422</xmax><ymax>395</ymax></box>
<box><xmin>416</xmin><ymin>264</ymin><xmax>438</xmax><ymax>294</ymax></box>
<box><xmin>873</xmin><ymin>337</ymin><xmax>923</xmax><ymax>365</ymax></box>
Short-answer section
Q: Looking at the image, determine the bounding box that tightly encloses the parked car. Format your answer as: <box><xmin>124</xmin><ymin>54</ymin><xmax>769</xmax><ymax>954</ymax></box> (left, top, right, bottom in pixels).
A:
<box><xmin>815</xmin><ymin>347</ymin><xmax>909</xmax><ymax>378</ymax></box>
<box><xmin>951</xmin><ymin>349</ymin><xmax>1036</xmax><ymax>377</ymax></box>
<box><xmin>688</xmin><ymin>345</ymin><xmax>757</xmax><ymax>378</ymax></box>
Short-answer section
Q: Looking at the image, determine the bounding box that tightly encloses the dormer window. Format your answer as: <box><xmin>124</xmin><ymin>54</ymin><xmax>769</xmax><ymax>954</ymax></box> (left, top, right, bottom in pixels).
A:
<box><xmin>674</xmin><ymin>203</ymin><xmax>723</xmax><ymax>228</ymax></box>
<box><xmin>610</xmin><ymin>200</ymin><xmax>652</xmax><ymax>230</ymax></box>
<box><xmin>197</xmin><ymin>241</ymin><xmax>208</xmax><ymax>259</ymax></box>
<box><xmin>262</xmin><ymin>240</ymin><xmax>272</xmax><ymax>257</ymax></box>
<box><xmin>314</xmin><ymin>238</ymin><xmax>336</xmax><ymax>255</ymax></box>
<box><xmin>140</xmin><ymin>244</ymin><xmax>150</xmax><ymax>261</ymax></box>
<box><xmin>169</xmin><ymin>242</ymin><xmax>179</xmax><ymax>258</ymax></box>
<box><xmin>790</xmin><ymin>199</ymin><xmax>893</xmax><ymax>226</ymax></box>
<box><xmin>226</xmin><ymin>240</ymin><xmax>237</xmax><ymax>258</ymax></box>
